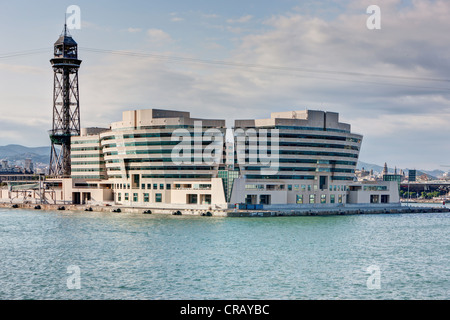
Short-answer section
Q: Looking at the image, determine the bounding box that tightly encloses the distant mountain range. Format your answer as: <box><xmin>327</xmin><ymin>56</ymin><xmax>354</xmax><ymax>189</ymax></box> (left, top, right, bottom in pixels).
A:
<box><xmin>357</xmin><ymin>161</ymin><xmax>446</xmax><ymax>179</ymax></box>
<box><xmin>0</xmin><ymin>144</ymin><xmax>50</xmax><ymax>165</ymax></box>
<box><xmin>0</xmin><ymin>144</ymin><xmax>446</xmax><ymax>178</ymax></box>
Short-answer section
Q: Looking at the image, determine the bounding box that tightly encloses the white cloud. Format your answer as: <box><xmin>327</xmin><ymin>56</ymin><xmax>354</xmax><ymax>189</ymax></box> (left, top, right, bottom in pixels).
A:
<box><xmin>227</xmin><ymin>15</ymin><xmax>253</xmax><ymax>24</ymax></box>
<box><xmin>171</xmin><ymin>17</ymin><xmax>184</xmax><ymax>22</ymax></box>
<box><xmin>204</xmin><ymin>42</ymin><xmax>224</xmax><ymax>50</ymax></box>
<box><xmin>202</xmin><ymin>13</ymin><xmax>219</xmax><ymax>19</ymax></box>
<box><xmin>81</xmin><ymin>20</ymin><xmax>112</xmax><ymax>32</ymax></box>
<box><xmin>146</xmin><ymin>28</ymin><xmax>173</xmax><ymax>44</ymax></box>
<box><xmin>127</xmin><ymin>27</ymin><xmax>142</xmax><ymax>33</ymax></box>
<box><xmin>0</xmin><ymin>63</ymin><xmax>45</xmax><ymax>75</ymax></box>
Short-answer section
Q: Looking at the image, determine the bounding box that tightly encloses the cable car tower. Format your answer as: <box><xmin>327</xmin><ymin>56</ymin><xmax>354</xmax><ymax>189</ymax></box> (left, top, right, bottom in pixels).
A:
<box><xmin>48</xmin><ymin>24</ymin><xmax>82</xmax><ymax>177</ymax></box>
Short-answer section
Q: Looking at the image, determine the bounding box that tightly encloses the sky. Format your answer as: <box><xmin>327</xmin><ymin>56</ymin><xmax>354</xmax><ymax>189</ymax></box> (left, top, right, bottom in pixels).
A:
<box><xmin>0</xmin><ymin>0</ymin><xmax>449</xmax><ymax>171</ymax></box>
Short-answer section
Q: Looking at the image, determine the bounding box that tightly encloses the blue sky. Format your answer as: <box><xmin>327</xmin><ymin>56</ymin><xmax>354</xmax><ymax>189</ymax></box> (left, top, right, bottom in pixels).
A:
<box><xmin>1</xmin><ymin>0</ymin><xmax>450</xmax><ymax>171</ymax></box>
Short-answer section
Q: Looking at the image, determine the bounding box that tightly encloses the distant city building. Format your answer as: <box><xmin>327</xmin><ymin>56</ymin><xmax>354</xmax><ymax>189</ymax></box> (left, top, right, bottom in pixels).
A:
<box><xmin>24</xmin><ymin>159</ymin><xmax>33</xmax><ymax>173</ymax></box>
<box><xmin>356</xmin><ymin>167</ymin><xmax>370</xmax><ymax>179</ymax></box>
<box><xmin>382</xmin><ymin>162</ymin><xmax>388</xmax><ymax>176</ymax></box>
<box><xmin>408</xmin><ymin>169</ymin><xmax>417</xmax><ymax>182</ymax></box>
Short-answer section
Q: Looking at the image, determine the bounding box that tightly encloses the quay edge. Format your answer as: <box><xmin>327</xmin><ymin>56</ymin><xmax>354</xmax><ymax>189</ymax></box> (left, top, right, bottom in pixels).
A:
<box><xmin>0</xmin><ymin>202</ymin><xmax>448</xmax><ymax>217</ymax></box>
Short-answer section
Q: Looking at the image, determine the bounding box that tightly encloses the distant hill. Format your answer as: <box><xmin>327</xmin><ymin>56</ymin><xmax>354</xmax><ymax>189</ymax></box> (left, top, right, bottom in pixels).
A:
<box><xmin>0</xmin><ymin>144</ymin><xmax>50</xmax><ymax>165</ymax></box>
<box><xmin>357</xmin><ymin>161</ymin><xmax>385</xmax><ymax>174</ymax></box>
<box><xmin>0</xmin><ymin>145</ymin><xmax>446</xmax><ymax>178</ymax></box>
<box><xmin>357</xmin><ymin>161</ymin><xmax>445</xmax><ymax>179</ymax></box>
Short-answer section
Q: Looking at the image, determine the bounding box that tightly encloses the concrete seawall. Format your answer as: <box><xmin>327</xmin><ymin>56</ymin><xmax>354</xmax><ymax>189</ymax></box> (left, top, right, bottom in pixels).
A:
<box><xmin>226</xmin><ymin>206</ymin><xmax>450</xmax><ymax>217</ymax></box>
<box><xmin>1</xmin><ymin>202</ymin><xmax>449</xmax><ymax>217</ymax></box>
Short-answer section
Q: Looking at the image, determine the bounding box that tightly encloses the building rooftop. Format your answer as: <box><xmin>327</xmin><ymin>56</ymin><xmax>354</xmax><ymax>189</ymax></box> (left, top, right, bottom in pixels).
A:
<box><xmin>235</xmin><ymin>109</ymin><xmax>352</xmax><ymax>132</ymax></box>
<box><xmin>110</xmin><ymin>108</ymin><xmax>226</xmax><ymax>130</ymax></box>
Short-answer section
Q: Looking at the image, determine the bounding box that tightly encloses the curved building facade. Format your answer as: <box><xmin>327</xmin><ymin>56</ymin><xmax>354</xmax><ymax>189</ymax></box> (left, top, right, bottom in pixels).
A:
<box><xmin>71</xmin><ymin>109</ymin><xmax>228</xmax><ymax>208</ymax></box>
<box><xmin>230</xmin><ymin>110</ymin><xmax>363</xmax><ymax>206</ymax></box>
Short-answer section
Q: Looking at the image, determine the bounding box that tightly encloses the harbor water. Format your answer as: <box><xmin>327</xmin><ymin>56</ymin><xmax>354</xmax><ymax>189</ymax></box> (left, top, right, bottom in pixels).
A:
<box><xmin>0</xmin><ymin>204</ymin><xmax>449</xmax><ymax>300</ymax></box>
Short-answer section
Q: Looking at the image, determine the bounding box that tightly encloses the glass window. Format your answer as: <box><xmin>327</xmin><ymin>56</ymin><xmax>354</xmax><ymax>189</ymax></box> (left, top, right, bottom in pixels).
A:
<box><xmin>147</xmin><ymin>184</ymin><xmax>152</xmax><ymax>190</ymax></box>
<box><xmin>153</xmin><ymin>184</ymin><xmax>158</xmax><ymax>190</ymax></box>
<box><xmin>133</xmin><ymin>193</ymin><xmax>138</xmax><ymax>202</ymax></box>
<box><xmin>288</xmin><ymin>185</ymin><xmax>292</xmax><ymax>191</ymax></box>
<box><xmin>338</xmin><ymin>195</ymin><xmax>343</xmax><ymax>203</ymax></box>
<box><xmin>308</xmin><ymin>185</ymin><xmax>311</xmax><ymax>191</ymax></box>
<box><xmin>141</xmin><ymin>184</ymin><xmax>145</xmax><ymax>190</ymax></box>
<box><xmin>301</xmin><ymin>185</ymin><xmax>306</xmax><ymax>191</ymax></box>
<box><xmin>309</xmin><ymin>194</ymin><xmax>315</xmax><ymax>204</ymax></box>
<box><xmin>144</xmin><ymin>193</ymin><xmax>149</xmax><ymax>203</ymax></box>
<box><xmin>330</xmin><ymin>194</ymin><xmax>335</xmax><ymax>203</ymax></box>
<box><xmin>296</xmin><ymin>194</ymin><xmax>303</xmax><ymax>204</ymax></box>
<box><xmin>160</xmin><ymin>184</ymin><xmax>164</xmax><ymax>190</ymax></box>
<box><xmin>321</xmin><ymin>194</ymin><xmax>326</xmax><ymax>204</ymax></box>
<box><xmin>166</xmin><ymin>184</ymin><xmax>171</xmax><ymax>190</ymax></box>
<box><xmin>294</xmin><ymin>185</ymin><xmax>299</xmax><ymax>191</ymax></box>
<box><xmin>155</xmin><ymin>193</ymin><xmax>162</xmax><ymax>203</ymax></box>
<box><xmin>124</xmin><ymin>193</ymin><xmax>129</xmax><ymax>201</ymax></box>
<box><xmin>314</xmin><ymin>185</ymin><xmax>318</xmax><ymax>191</ymax></box>
<box><xmin>118</xmin><ymin>193</ymin><xmax>121</xmax><ymax>202</ymax></box>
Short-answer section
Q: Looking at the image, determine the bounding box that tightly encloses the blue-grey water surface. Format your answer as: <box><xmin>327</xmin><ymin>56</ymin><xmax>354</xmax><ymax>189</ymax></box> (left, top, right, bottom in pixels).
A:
<box><xmin>0</xmin><ymin>204</ymin><xmax>449</xmax><ymax>300</ymax></box>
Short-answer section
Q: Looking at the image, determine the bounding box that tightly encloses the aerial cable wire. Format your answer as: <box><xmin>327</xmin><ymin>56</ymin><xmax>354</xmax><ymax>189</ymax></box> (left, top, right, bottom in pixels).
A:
<box><xmin>1</xmin><ymin>46</ymin><xmax>450</xmax><ymax>91</ymax></box>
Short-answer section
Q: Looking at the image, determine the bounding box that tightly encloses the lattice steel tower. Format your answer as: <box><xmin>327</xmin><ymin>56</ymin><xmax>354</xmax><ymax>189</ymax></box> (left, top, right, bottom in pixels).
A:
<box><xmin>48</xmin><ymin>24</ymin><xmax>82</xmax><ymax>176</ymax></box>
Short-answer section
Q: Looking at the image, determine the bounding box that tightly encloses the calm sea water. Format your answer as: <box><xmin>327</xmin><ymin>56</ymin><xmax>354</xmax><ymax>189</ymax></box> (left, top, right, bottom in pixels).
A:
<box><xmin>0</xmin><ymin>204</ymin><xmax>449</xmax><ymax>300</ymax></box>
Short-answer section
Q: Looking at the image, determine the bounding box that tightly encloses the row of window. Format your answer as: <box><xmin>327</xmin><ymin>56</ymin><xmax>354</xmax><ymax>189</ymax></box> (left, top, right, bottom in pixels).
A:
<box><xmin>103</xmin><ymin>131</ymin><xmax>215</xmax><ymax>141</ymax></box>
<box><xmin>276</xmin><ymin>133</ymin><xmax>361</xmax><ymax>143</ymax></box>
<box><xmin>102</xmin><ymin>158</ymin><xmax>357</xmax><ymax>166</ymax></box>
<box><xmin>107</xmin><ymin>166</ymin><xmax>214</xmax><ymax>171</ymax></box>
<box><xmin>117</xmin><ymin>192</ymin><xmax>162</xmax><ymax>203</ymax></box>
<box><xmin>72</xmin><ymin>161</ymin><xmax>106</xmax><ymax>165</ymax></box>
<box><xmin>292</xmin><ymin>184</ymin><xmax>349</xmax><ymax>192</ymax></box>
<box><xmin>102</xmin><ymin>141</ymin><xmax>216</xmax><ymax>148</ymax></box>
<box><xmin>101</xmin><ymin>128</ymin><xmax>359</xmax><ymax>141</ymax></box>
<box><xmin>244</xmin><ymin>175</ymin><xmax>354</xmax><ymax>181</ymax></box>
<box><xmin>295</xmin><ymin>194</ymin><xmax>345</xmax><ymax>204</ymax></box>
<box><xmin>141</xmin><ymin>174</ymin><xmax>213</xmax><ymax>179</ymax></box>
<box><xmin>114</xmin><ymin>183</ymin><xmax>213</xmax><ymax>191</ymax></box>
<box><xmin>72</xmin><ymin>140</ymin><xmax>100</xmax><ymax>145</ymax></box>
<box><xmin>243</xmin><ymin>125</ymin><xmax>350</xmax><ymax>134</ymax></box>
<box><xmin>115</xmin><ymin>183</ymin><xmax>172</xmax><ymax>190</ymax></box>
<box><xmin>71</xmin><ymin>154</ymin><xmax>103</xmax><ymax>159</ymax></box>
<box><xmin>71</xmin><ymin>175</ymin><xmax>106</xmax><ymax>180</ymax></box>
<box><xmin>72</xmin><ymin>168</ymin><xmax>105</xmax><ymax>172</ymax></box>
<box><xmin>241</xmin><ymin>150</ymin><xmax>359</xmax><ymax>158</ymax></box>
<box><xmin>107</xmin><ymin>125</ymin><xmax>223</xmax><ymax>135</ymax></box>
<box><xmin>72</xmin><ymin>146</ymin><xmax>101</xmax><ymax>152</ymax></box>
<box><xmin>363</xmin><ymin>186</ymin><xmax>388</xmax><ymax>191</ymax></box>
<box><xmin>243</xmin><ymin>167</ymin><xmax>355</xmax><ymax>173</ymax></box>
<box><xmin>245</xmin><ymin>184</ymin><xmax>349</xmax><ymax>192</ymax></box>
<box><xmin>241</xmin><ymin>141</ymin><xmax>359</xmax><ymax>151</ymax></box>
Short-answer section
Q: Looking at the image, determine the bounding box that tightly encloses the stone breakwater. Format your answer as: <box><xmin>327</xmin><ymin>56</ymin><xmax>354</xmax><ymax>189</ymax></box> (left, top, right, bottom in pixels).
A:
<box><xmin>1</xmin><ymin>202</ymin><xmax>449</xmax><ymax>217</ymax></box>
